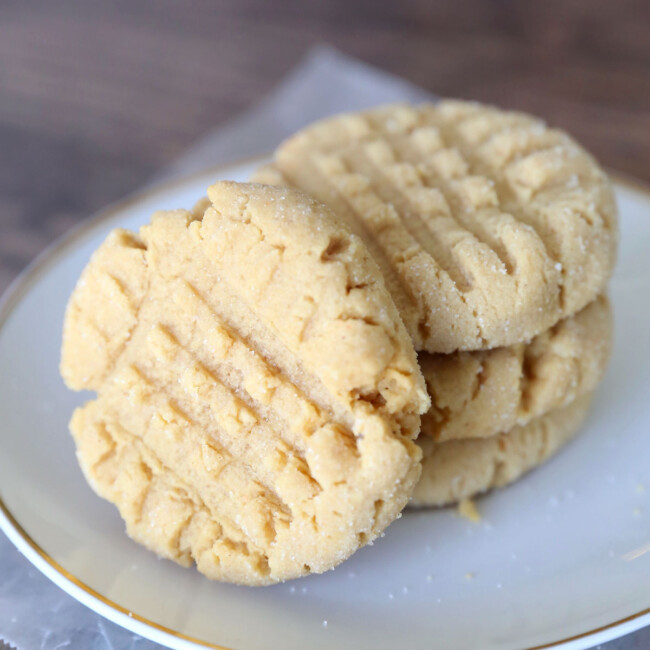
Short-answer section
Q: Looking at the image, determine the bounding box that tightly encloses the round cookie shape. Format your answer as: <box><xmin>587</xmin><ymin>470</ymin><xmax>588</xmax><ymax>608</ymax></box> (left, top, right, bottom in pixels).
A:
<box><xmin>61</xmin><ymin>181</ymin><xmax>430</xmax><ymax>585</ymax></box>
<box><xmin>421</xmin><ymin>295</ymin><xmax>611</xmax><ymax>442</ymax></box>
<box><xmin>254</xmin><ymin>101</ymin><xmax>618</xmax><ymax>353</ymax></box>
<box><xmin>410</xmin><ymin>393</ymin><xmax>593</xmax><ymax>507</ymax></box>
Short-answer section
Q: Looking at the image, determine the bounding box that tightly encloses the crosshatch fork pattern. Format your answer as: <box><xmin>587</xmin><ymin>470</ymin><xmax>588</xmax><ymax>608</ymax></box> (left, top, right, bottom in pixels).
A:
<box><xmin>257</xmin><ymin>101</ymin><xmax>618</xmax><ymax>353</ymax></box>
<box><xmin>61</xmin><ymin>182</ymin><xmax>429</xmax><ymax>585</ymax></box>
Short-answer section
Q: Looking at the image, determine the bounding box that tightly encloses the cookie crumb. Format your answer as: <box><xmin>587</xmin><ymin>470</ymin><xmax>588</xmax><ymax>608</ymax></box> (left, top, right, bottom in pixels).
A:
<box><xmin>458</xmin><ymin>498</ymin><xmax>480</xmax><ymax>523</ymax></box>
<box><xmin>464</xmin><ymin>572</ymin><xmax>475</xmax><ymax>580</ymax></box>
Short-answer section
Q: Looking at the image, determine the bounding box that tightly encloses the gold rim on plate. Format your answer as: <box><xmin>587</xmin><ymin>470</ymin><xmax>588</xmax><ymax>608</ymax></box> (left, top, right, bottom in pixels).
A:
<box><xmin>0</xmin><ymin>160</ymin><xmax>648</xmax><ymax>650</ymax></box>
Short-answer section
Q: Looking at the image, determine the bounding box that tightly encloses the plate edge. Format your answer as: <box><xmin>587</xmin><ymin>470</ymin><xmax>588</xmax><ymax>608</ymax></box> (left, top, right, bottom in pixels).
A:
<box><xmin>0</xmin><ymin>162</ymin><xmax>649</xmax><ymax>650</ymax></box>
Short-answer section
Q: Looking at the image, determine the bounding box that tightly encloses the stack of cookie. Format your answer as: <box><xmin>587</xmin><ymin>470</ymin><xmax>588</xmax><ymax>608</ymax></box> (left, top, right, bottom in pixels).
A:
<box><xmin>254</xmin><ymin>100</ymin><xmax>617</xmax><ymax>509</ymax></box>
<box><xmin>60</xmin><ymin>100</ymin><xmax>616</xmax><ymax>586</ymax></box>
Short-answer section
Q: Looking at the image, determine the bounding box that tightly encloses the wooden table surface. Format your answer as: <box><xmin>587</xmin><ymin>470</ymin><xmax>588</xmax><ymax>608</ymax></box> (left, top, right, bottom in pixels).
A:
<box><xmin>2</xmin><ymin>0</ymin><xmax>650</xmax><ymax>293</ymax></box>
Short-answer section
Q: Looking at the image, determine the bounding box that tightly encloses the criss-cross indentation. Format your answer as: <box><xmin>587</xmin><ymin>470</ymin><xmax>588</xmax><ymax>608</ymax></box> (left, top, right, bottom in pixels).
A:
<box><xmin>262</xmin><ymin>101</ymin><xmax>617</xmax><ymax>352</ymax></box>
<box><xmin>62</xmin><ymin>181</ymin><xmax>428</xmax><ymax>585</ymax></box>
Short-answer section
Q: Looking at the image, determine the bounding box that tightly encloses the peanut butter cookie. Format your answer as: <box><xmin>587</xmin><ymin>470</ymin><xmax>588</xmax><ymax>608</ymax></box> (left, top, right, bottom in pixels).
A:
<box><xmin>421</xmin><ymin>295</ymin><xmax>611</xmax><ymax>441</ymax></box>
<box><xmin>254</xmin><ymin>101</ymin><xmax>618</xmax><ymax>352</ymax></box>
<box><xmin>61</xmin><ymin>181</ymin><xmax>429</xmax><ymax>585</ymax></box>
<box><xmin>411</xmin><ymin>393</ymin><xmax>592</xmax><ymax>507</ymax></box>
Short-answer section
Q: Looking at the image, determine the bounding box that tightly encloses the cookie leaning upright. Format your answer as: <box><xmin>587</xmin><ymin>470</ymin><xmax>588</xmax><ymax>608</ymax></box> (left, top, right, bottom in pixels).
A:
<box><xmin>254</xmin><ymin>101</ymin><xmax>618</xmax><ymax>353</ymax></box>
<box><xmin>61</xmin><ymin>181</ymin><xmax>430</xmax><ymax>585</ymax></box>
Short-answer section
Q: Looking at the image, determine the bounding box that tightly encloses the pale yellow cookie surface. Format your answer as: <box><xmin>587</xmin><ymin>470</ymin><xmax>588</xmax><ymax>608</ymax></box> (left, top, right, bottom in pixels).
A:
<box><xmin>421</xmin><ymin>295</ymin><xmax>611</xmax><ymax>442</ymax></box>
<box><xmin>411</xmin><ymin>393</ymin><xmax>592</xmax><ymax>507</ymax></box>
<box><xmin>254</xmin><ymin>101</ymin><xmax>618</xmax><ymax>353</ymax></box>
<box><xmin>61</xmin><ymin>181</ymin><xmax>429</xmax><ymax>585</ymax></box>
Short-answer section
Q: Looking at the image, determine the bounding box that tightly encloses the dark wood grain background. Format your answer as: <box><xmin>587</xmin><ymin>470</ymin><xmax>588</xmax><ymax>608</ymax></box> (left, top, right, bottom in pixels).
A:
<box><xmin>2</xmin><ymin>0</ymin><xmax>650</xmax><ymax>294</ymax></box>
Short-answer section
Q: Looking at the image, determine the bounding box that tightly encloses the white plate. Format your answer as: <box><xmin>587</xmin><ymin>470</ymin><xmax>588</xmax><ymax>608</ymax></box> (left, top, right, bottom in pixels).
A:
<box><xmin>1</xmin><ymin>160</ymin><xmax>649</xmax><ymax>650</ymax></box>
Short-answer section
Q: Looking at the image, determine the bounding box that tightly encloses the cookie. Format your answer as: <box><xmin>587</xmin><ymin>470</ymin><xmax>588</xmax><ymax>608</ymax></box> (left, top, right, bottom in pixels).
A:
<box><xmin>61</xmin><ymin>181</ymin><xmax>430</xmax><ymax>585</ymax></box>
<box><xmin>410</xmin><ymin>393</ymin><xmax>592</xmax><ymax>507</ymax></box>
<box><xmin>421</xmin><ymin>295</ymin><xmax>611</xmax><ymax>442</ymax></box>
<box><xmin>254</xmin><ymin>101</ymin><xmax>618</xmax><ymax>353</ymax></box>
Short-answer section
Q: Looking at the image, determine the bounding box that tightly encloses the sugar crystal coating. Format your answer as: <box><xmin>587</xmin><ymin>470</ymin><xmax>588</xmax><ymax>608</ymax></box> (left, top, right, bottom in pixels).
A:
<box><xmin>420</xmin><ymin>295</ymin><xmax>611</xmax><ymax>441</ymax></box>
<box><xmin>255</xmin><ymin>101</ymin><xmax>618</xmax><ymax>352</ymax></box>
<box><xmin>61</xmin><ymin>181</ymin><xmax>429</xmax><ymax>585</ymax></box>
